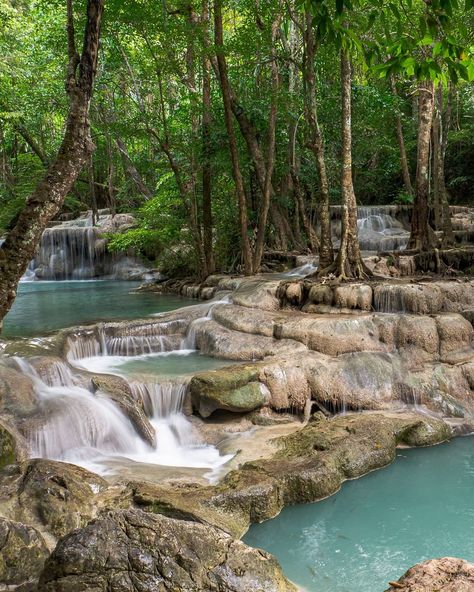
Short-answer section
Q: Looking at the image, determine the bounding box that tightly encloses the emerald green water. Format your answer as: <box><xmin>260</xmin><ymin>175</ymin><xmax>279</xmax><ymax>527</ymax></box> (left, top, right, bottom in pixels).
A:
<box><xmin>244</xmin><ymin>436</ymin><xmax>474</xmax><ymax>592</ymax></box>
<box><xmin>74</xmin><ymin>351</ymin><xmax>234</xmax><ymax>379</ymax></box>
<box><xmin>2</xmin><ymin>281</ymin><xmax>193</xmax><ymax>338</ymax></box>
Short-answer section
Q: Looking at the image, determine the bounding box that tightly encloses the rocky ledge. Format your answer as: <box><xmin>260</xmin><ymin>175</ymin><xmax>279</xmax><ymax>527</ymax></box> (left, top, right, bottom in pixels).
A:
<box><xmin>0</xmin><ymin>411</ymin><xmax>456</xmax><ymax>590</ymax></box>
<box><xmin>38</xmin><ymin>509</ymin><xmax>296</xmax><ymax>592</ymax></box>
<box><xmin>386</xmin><ymin>557</ymin><xmax>474</xmax><ymax>591</ymax></box>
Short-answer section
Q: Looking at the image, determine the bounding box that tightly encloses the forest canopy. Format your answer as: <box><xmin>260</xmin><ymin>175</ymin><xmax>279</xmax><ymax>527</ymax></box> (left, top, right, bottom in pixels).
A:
<box><xmin>1</xmin><ymin>0</ymin><xmax>473</xmax><ymax>278</ymax></box>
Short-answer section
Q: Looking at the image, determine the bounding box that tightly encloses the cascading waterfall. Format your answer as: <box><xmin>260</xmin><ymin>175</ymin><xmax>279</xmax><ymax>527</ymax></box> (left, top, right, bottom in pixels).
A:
<box><xmin>356</xmin><ymin>206</ymin><xmax>410</xmax><ymax>252</ymax></box>
<box><xmin>66</xmin><ymin>321</ymin><xmax>188</xmax><ymax>361</ymax></box>
<box><xmin>285</xmin><ymin>262</ymin><xmax>318</xmax><ymax>277</ymax></box>
<box><xmin>24</xmin><ymin>212</ymin><xmax>152</xmax><ymax>281</ymax></box>
<box><xmin>14</xmin><ymin>354</ymin><xmax>231</xmax><ymax>475</ymax></box>
<box><xmin>15</xmin><ymin>358</ymin><xmax>148</xmax><ymax>466</ymax></box>
<box><xmin>30</xmin><ymin>224</ymin><xmax>105</xmax><ymax>280</ymax></box>
<box><xmin>180</xmin><ymin>295</ymin><xmax>232</xmax><ymax>350</ymax></box>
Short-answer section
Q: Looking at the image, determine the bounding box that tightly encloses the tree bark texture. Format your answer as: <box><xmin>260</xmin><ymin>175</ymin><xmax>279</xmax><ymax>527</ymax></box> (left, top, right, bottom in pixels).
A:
<box><xmin>409</xmin><ymin>80</ymin><xmax>435</xmax><ymax>251</ymax></box>
<box><xmin>0</xmin><ymin>0</ymin><xmax>104</xmax><ymax>325</ymax></box>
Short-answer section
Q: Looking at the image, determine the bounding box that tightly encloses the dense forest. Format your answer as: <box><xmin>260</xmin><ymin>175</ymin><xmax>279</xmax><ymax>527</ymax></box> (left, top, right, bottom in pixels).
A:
<box><xmin>1</xmin><ymin>0</ymin><xmax>473</xmax><ymax>296</ymax></box>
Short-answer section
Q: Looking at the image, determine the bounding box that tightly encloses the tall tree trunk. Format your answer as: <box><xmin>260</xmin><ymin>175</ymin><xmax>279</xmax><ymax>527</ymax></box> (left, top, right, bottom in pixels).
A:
<box><xmin>409</xmin><ymin>80</ymin><xmax>435</xmax><ymax>251</ymax></box>
<box><xmin>252</xmin><ymin>16</ymin><xmax>280</xmax><ymax>272</ymax></box>
<box><xmin>304</xmin><ymin>11</ymin><xmax>333</xmax><ymax>267</ymax></box>
<box><xmin>0</xmin><ymin>0</ymin><xmax>104</xmax><ymax>326</ymax></box>
<box><xmin>437</xmin><ymin>83</ymin><xmax>454</xmax><ymax>246</ymax></box>
<box><xmin>214</xmin><ymin>0</ymin><xmax>252</xmax><ymax>274</ymax></box>
<box><xmin>432</xmin><ymin>95</ymin><xmax>442</xmax><ymax>230</ymax></box>
<box><xmin>325</xmin><ymin>49</ymin><xmax>368</xmax><ymax>279</ymax></box>
<box><xmin>391</xmin><ymin>76</ymin><xmax>413</xmax><ymax>196</ymax></box>
<box><xmin>201</xmin><ymin>0</ymin><xmax>215</xmax><ymax>274</ymax></box>
<box><xmin>185</xmin><ymin>2</ymin><xmax>207</xmax><ymax>278</ymax></box>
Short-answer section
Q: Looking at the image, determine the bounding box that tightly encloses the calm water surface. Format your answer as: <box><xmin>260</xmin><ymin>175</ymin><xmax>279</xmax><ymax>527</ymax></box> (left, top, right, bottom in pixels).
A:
<box><xmin>2</xmin><ymin>280</ymin><xmax>193</xmax><ymax>338</ymax></box>
<box><xmin>244</xmin><ymin>436</ymin><xmax>474</xmax><ymax>592</ymax></box>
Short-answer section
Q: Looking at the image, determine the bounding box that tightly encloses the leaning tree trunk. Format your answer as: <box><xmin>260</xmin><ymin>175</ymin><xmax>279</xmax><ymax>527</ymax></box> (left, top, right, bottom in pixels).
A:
<box><xmin>0</xmin><ymin>0</ymin><xmax>104</xmax><ymax>326</ymax></box>
<box><xmin>409</xmin><ymin>80</ymin><xmax>435</xmax><ymax>251</ymax></box>
<box><xmin>322</xmin><ymin>49</ymin><xmax>368</xmax><ymax>279</ymax></box>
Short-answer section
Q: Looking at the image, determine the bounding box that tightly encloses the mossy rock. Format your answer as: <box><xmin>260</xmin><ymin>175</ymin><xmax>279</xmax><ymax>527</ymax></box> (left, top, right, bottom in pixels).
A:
<box><xmin>190</xmin><ymin>364</ymin><xmax>268</xmax><ymax>417</ymax></box>
<box><xmin>0</xmin><ymin>518</ymin><xmax>49</xmax><ymax>588</ymax></box>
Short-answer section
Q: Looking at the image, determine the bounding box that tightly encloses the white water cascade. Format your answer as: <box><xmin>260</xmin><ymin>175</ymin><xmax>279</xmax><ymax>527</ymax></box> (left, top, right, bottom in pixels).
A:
<box><xmin>23</xmin><ymin>212</ymin><xmax>152</xmax><ymax>281</ymax></box>
<box><xmin>14</xmin><ymin>356</ymin><xmax>231</xmax><ymax>476</ymax></box>
<box><xmin>356</xmin><ymin>206</ymin><xmax>410</xmax><ymax>252</ymax></box>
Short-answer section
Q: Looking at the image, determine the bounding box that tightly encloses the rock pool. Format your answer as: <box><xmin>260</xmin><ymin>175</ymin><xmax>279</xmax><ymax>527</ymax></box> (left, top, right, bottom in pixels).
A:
<box><xmin>244</xmin><ymin>435</ymin><xmax>474</xmax><ymax>592</ymax></box>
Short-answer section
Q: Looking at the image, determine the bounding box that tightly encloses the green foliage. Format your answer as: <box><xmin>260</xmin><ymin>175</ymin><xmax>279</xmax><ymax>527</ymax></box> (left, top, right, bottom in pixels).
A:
<box><xmin>394</xmin><ymin>190</ymin><xmax>415</xmax><ymax>205</ymax></box>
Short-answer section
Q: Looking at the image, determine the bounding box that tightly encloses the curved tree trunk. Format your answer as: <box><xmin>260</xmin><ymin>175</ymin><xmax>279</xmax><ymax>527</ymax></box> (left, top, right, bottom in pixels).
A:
<box><xmin>0</xmin><ymin>0</ymin><xmax>104</xmax><ymax>326</ymax></box>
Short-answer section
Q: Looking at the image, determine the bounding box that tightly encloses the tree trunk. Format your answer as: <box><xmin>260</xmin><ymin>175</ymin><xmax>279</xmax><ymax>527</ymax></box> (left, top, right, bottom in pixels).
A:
<box><xmin>438</xmin><ymin>83</ymin><xmax>454</xmax><ymax>246</ymax></box>
<box><xmin>201</xmin><ymin>0</ymin><xmax>215</xmax><ymax>274</ymax></box>
<box><xmin>115</xmin><ymin>137</ymin><xmax>153</xmax><ymax>200</ymax></box>
<box><xmin>391</xmin><ymin>76</ymin><xmax>413</xmax><ymax>196</ymax></box>
<box><xmin>325</xmin><ymin>49</ymin><xmax>368</xmax><ymax>279</ymax></box>
<box><xmin>0</xmin><ymin>0</ymin><xmax>104</xmax><ymax>326</ymax></box>
<box><xmin>304</xmin><ymin>11</ymin><xmax>333</xmax><ymax>267</ymax></box>
<box><xmin>214</xmin><ymin>0</ymin><xmax>252</xmax><ymax>274</ymax></box>
<box><xmin>252</xmin><ymin>16</ymin><xmax>280</xmax><ymax>272</ymax></box>
<box><xmin>409</xmin><ymin>80</ymin><xmax>435</xmax><ymax>251</ymax></box>
<box><xmin>432</xmin><ymin>94</ymin><xmax>442</xmax><ymax>230</ymax></box>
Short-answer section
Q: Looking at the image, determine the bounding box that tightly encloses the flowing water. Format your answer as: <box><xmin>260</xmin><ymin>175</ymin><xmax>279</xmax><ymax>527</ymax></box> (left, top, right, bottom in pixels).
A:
<box><xmin>244</xmin><ymin>436</ymin><xmax>474</xmax><ymax>592</ymax></box>
<box><xmin>2</xmin><ymin>280</ymin><xmax>193</xmax><ymax>338</ymax></box>
<box><xmin>2</xmin><ymin>277</ymin><xmax>233</xmax><ymax>478</ymax></box>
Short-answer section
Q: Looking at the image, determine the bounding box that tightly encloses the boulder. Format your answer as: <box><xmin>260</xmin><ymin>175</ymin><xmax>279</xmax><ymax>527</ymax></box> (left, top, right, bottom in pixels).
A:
<box><xmin>90</xmin><ymin>374</ymin><xmax>156</xmax><ymax>447</ymax></box>
<box><xmin>385</xmin><ymin>557</ymin><xmax>474</xmax><ymax>591</ymax></box>
<box><xmin>0</xmin><ymin>518</ymin><xmax>49</xmax><ymax>590</ymax></box>
<box><xmin>38</xmin><ymin>509</ymin><xmax>297</xmax><ymax>592</ymax></box>
<box><xmin>0</xmin><ymin>459</ymin><xmax>111</xmax><ymax>543</ymax></box>
<box><xmin>193</xmin><ymin>319</ymin><xmax>305</xmax><ymax>360</ymax></box>
<box><xmin>333</xmin><ymin>283</ymin><xmax>373</xmax><ymax>311</ymax></box>
<box><xmin>190</xmin><ymin>364</ymin><xmax>270</xmax><ymax>417</ymax></box>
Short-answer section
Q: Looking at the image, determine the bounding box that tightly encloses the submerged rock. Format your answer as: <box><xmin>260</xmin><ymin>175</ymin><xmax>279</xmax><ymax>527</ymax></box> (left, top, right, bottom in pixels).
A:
<box><xmin>385</xmin><ymin>557</ymin><xmax>474</xmax><ymax>591</ymax></box>
<box><xmin>37</xmin><ymin>509</ymin><xmax>297</xmax><ymax>592</ymax></box>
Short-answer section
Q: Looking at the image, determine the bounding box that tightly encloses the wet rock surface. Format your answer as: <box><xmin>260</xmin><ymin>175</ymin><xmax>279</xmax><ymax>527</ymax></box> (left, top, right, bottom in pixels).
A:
<box><xmin>385</xmin><ymin>557</ymin><xmax>474</xmax><ymax>591</ymax></box>
<box><xmin>0</xmin><ymin>459</ymin><xmax>115</xmax><ymax>545</ymax></box>
<box><xmin>0</xmin><ymin>517</ymin><xmax>48</xmax><ymax>590</ymax></box>
<box><xmin>130</xmin><ymin>412</ymin><xmax>452</xmax><ymax>538</ymax></box>
<box><xmin>37</xmin><ymin>508</ymin><xmax>297</xmax><ymax>592</ymax></box>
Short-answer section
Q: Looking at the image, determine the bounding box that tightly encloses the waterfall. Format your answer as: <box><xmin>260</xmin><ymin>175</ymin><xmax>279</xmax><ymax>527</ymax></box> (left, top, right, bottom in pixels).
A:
<box><xmin>25</xmin><ymin>212</ymin><xmax>151</xmax><ymax>281</ymax></box>
<box><xmin>30</xmin><ymin>225</ymin><xmax>104</xmax><ymax>280</ymax></box>
<box><xmin>13</xmin><ymin>355</ymin><xmax>231</xmax><ymax>475</ymax></box>
<box><xmin>14</xmin><ymin>358</ymin><xmax>147</xmax><ymax>464</ymax></box>
<box><xmin>356</xmin><ymin>206</ymin><xmax>410</xmax><ymax>252</ymax></box>
<box><xmin>129</xmin><ymin>381</ymin><xmax>188</xmax><ymax>418</ymax></box>
<box><xmin>285</xmin><ymin>262</ymin><xmax>318</xmax><ymax>277</ymax></box>
<box><xmin>66</xmin><ymin>321</ymin><xmax>187</xmax><ymax>360</ymax></box>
